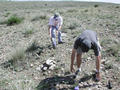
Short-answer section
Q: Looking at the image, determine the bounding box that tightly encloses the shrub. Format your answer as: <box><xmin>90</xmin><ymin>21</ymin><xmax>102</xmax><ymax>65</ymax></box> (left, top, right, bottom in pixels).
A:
<box><xmin>67</xmin><ymin>9</ymin><xmax>77</xmax><ymax>13</ymax></box>
<box><xmin>68</xmin><ymin>23</ymin><xmax>78</xmax><ymax>30</ymax></box>
<box><xmin>4</xmin><ymin>12</ymin><xmax>10</xmax><ymax>17</ymax></box>
<box><xmin>94</xmin><ymin>4</ymin><xmax>99</xmax><ymax>8</ymax></box>
<box><xmin>26</xmin><ymin>40</ymin><xmax>39</xmax><ymax>52</ymax></box>
<box><xmin>84</xmin><ymin>9</ymin><xmax>88</xmax><ymax>12</ymax></box>
<box><xmin>31</xmin><ymin>15</ymin><xmax>47</xmax><ymax>21</ymax></box>
<box><xmin>116</xmin><ymin>6</ymin><xmax>119</xmax><ymax>8</ymax></box>
<box><xmin>6</xmin><ymin>15</ymin><xmax>24</xmax><ymax>26</ymax></box>
<box><xmin>105</xmin><ymin>63</ymin><xmax>113</xmax><ymax>70</ymax></box>
<box><xmin>1</xmin><ymin>47</ymin><xmax>25</xmax><ymax>71</ymax></box>
<box><xmin>23</xmin><ymin>29</ymin><xmax>34</xmax><ymax>37</ymax></box>
<box><xmin>106</xmin><ymin>44</ymin><xmax>120</xmax><ymax>57</ymax></box>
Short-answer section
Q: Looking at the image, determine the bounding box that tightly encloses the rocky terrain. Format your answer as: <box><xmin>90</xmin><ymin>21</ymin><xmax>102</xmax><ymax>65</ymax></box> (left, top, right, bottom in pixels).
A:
<box><xmin>0</xmin><ymin>1</ymin><xmax>120</xmax><ymax>90</ymax></box>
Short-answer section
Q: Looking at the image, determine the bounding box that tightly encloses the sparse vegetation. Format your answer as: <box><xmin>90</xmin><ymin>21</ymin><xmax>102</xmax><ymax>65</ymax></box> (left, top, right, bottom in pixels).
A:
<box><xmin>23</xmin><ymin>28</ymin><xmax>34</xmax><ymax>37</ymax></box>
<box><xmin>94</xmin><ymin>4</ymin><xmax>99</xmax><ymax>8</ymax></box>
<box><xmin>68</xmin><ymin>23</ymin><xmax>78</xmax><ymax>30</ymax></box>
<box><xmin>4</xmin><ymin>12</ymin><xmax>10</xmax><ymax>17</ymax></box>
<box><xmin>6</xmin><ymin>15</ymin><xmax>24</xmax><ymax>25</ymax></box>
<box><xmin>105</xmin><ymin>63</ymin><xmax>113</xmax><ymax>70</ymax></box>
<box><xmin>31</xmin><ymin>15</ymin><xmax>47</xmax><ymax>21</ymax></box>
<box><xmin>106</xmin><ymin>44</ymin><xmax>120</xmax><ymax>57</ymax></box>
<box><xmin>26</xmin><ymin>40</ymin><xmax>39</xmax><ymax>52</ymax></box>
<box><xmin>0</xmin><ymin>1</ymin><xmax>120</xmax><ymax>90</ymax></box>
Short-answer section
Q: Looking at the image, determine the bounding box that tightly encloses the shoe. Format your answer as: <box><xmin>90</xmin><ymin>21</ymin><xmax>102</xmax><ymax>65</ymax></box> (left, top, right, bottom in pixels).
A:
<box><xmin>75</xmin><ymin>68</ymin><xmax>81</xmax><ymax>75</ymax></box>
<box><xmin>58</xmin><ymin>41</ymin><xmax>64</xmax><ymax>44</ymax></box>
<box><xmin>53</xmin><ymin>45</ymin><xmax>56</xmax><ymax>49</ymax></box>
<box><xmin>52</xmin><ymin>45</ymin><xmax>57</xmax><ymax>49</ymax></box>
<box><xmin>95</xmin><ymin>71</ymin><xmax>101</xmax><ymax>82</ymax></box>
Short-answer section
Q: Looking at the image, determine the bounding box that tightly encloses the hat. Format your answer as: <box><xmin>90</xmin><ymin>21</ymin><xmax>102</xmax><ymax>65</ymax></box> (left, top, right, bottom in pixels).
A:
<box><xmin>54</xmin><ymin>13</ymin><xmax>60</xmax><ymax>18</ymax></box>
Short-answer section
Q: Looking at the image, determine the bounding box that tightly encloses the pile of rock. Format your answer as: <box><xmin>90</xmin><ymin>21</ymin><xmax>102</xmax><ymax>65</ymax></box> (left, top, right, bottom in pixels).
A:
<box><xmin>41</xmin><ymin>58</ymin><xmax>56</xmax><ymax>71</ymax></box>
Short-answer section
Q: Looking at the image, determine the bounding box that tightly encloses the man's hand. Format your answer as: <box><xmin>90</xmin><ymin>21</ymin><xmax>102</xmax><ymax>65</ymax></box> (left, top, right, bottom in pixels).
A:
<box><xmin>96</xmin><ymin>72</ymin><xmax>101</xmax><ymax>81</ymax></box>
<box><xmin>70</xmin><ymin>65</ymin><xmax>75</xmax><ymax>73</ymax></box>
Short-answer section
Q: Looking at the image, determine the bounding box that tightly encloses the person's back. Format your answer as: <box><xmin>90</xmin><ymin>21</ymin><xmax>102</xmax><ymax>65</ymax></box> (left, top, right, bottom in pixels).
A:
<box><xmin>71</xmin><ymin>30</ymin><xmax>101</xmax><ymax>81</ymax></box>
<box><xmin>79</xmin><ymin>30</ymin><xmax>97</xmax><ymax>43</ymax></box>
<box><xmin>74</xmin><ymin>30</ymin><xmax>100</xmax><ymax>56</ymax></box>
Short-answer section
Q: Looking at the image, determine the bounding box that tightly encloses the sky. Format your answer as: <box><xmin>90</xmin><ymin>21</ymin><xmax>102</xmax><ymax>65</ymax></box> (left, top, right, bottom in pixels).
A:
<box><xmin>7</xmin><ymin>0</ymin><xmax>120</xmax><ymax>4</ymax></box>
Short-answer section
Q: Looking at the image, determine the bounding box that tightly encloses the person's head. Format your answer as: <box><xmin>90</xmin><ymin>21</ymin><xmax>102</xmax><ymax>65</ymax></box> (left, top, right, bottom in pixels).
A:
<box><xmin>81</xmin><ymin>40</ymin><xmax>91</xmax><ymax>52</ymax></box>
<box><xmin>54</xmin><ymin>13</ymin><xmax>60</xmax><ymax>19</ymax></box>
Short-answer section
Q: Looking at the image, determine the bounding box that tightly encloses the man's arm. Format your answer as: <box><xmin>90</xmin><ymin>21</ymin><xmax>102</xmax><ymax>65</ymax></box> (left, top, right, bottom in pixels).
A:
<box><xmin>58</xmin><ymin>16</ymin><xmax>63</xmax><ymax>31</ymax></box>
<box><xmin>70</xmin><ymin>48</ymin><xmax>76</xmax><ymax>72</ymax></box>
<box><xmin>95</xmin><ymin>52</ymin><xmax>101</xmax><ymax>81</ymax></box>
<box><xmin>48</xmin><ymin>25</ymin><xmax>52</xmax><ymax>37</ymax></box>
<box><xmin>96</xmin><ymin>52</ymin><xmax>101</xmax><ymax>72</ymax></box>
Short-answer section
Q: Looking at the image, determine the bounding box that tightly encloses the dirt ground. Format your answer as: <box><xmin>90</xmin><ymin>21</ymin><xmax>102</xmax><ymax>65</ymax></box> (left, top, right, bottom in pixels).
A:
<box><xmin>0</xmin><ymin>1</ymin><xmax>120</xmax><ymax>90</ymax></box>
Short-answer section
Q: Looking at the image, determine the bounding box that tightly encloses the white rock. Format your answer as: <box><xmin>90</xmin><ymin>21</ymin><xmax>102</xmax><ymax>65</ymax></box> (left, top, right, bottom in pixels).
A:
<box><xmin>88</xmin><ymin>88</ymin><xmax>91</xmax><ymax>90</ymax></box>
<box><xmin>49</xmin><ymin>64</ymin><xmax>56</xmax><ymax>70</ymax></box>
<box><xmin>34</xmin><ymin>77</ymin><xmax>38</xmax><ymax>80</ymax></box>
<box><xmin>43</xmin><ymin>67</ymin><xmax>48</xmax><ymax>71</ymax></box>
<box><xmin>46</xmin><ymin>59</ymin><xmax>56</xmax><ymax>65</ymax></box>
<box><xmin>39</xmin><ymin>64</ymin><xmax>43</xmax><ymax>68</ymax></box>
<box><xmin>61</xmin><ymin>33</ymin><xmax>67</xmax><ymax>37</ymax></box>
<box><xmin>48</xmin><ymin>71</ymin><xmax>51</xmax><ymax>74</ymax></box>
<box><xmin>87</xmin><ymin>57</ymin><xmax>91</xmax><ymax>60</ymax></box>
<box><xmin>30</xmin><ymin>64</ymin><xmax>33</xmax><ymax>67</ymax></box>
<box><xmin>36</xmin><ymin>67</ymin><xmax>41</xmax><ymax>71</ymax></box>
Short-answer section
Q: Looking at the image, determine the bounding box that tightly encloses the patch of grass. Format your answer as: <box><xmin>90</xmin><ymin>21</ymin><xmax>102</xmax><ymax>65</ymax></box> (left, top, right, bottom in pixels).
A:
<box><xmin>6</xmin><ymin>15</ymin><xmax>24</xmax><ymax>26</ymax></box>
<box><xmin>26</xmin><ymin>40</ymin><xmax>39</xmax><ymax>52</ymax></box>
<box><xmin>11</xmin><ymin>48</ymin><xmax>25</xmax><ymax>62</ymax></box>
<box><xmin>68</xmin><ymin>23</ymin><xmax>78</xmax><ymax>30</ymax></box>
<box><xmin>106</xmin><ymin>44</ymin><xmax>120</xmax><ymax>57</ymax></box>
<box><xmin>0</xmin><ymin>20</ymin><xmax>7</xmax><ymax>25</ymax></box>
<box><xmin>67</xmin><ymin>9</ymin><xmax>77</xmax><ymax>13</ymax></box>
<box><xmin>115</xmin><ymin>6</ymin><xmax>119</xmax><ymax>8</ymax></box>
<box><xmin>23</xmin><ymin>29</ymin><xmax>34</xmax><ymax>37</ymax></box>
<box><xmin>94</xmin><ymin>4</ymin><xmax>99</xmax><ymax>8</ymax></box>
<box><xmin>116</xmin><ymin>57</ymin><xmax>120</xmax><ymax>62</ymax></box>
<box><xmin>84</xmin><ymin>9</ymin><xmax>88</xmax><ymax>12</ymax></box>
<box><xmin>105</xmin><ymin>63</ymin><xmax>113</xmax><ymax>70</ymax></box>
<box><xmin>8</xmin><ymin>79</ymin><xmax>35</xmax><ymax>90</ymax></box>
<box><xmin>4</xmin><ymin>12</ymin><xmax>10</xmax><ymax>17</ymax></box>
<box><xmin>31</xmin><ymin>15</ymin><xmax>47</xmax><ymax>21</ymax></box>
<box><xmin>1</xmin><ymin>47</ymin><xmax>25</xmax><ymax>71</ymax></box>
<box><xmin>0</xmin><ymin>79</ymin><xmax>10</xmax><ymax>88</ymax></box>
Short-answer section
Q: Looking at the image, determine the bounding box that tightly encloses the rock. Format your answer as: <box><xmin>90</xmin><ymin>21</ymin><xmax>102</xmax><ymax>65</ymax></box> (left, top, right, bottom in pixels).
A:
<box><xmin>88</xmin><ymin>88</ymin><xmax>92</xmax><ymax>90</ymax></box>
<box><xmin>79</xmin><ymin>83</ymin><xmax>83</xmax><ymax>87</ymax></box>
<box><xmin>87</xmin><ymin>57</ymin><xmax>92</xmax><ymax>60</ymax></box>
<box><xmin>30</xmin><ymin>64</ymin><xmax>33</xmax><ymax>67</ymax></box>
<box><xmin>48</xmin><ymin>71</ymin><xmax>51</xmax><ymax>74</ymax></box>
<box><xmin>46</xmin><ymin>59</ymin><xmax>56</xmax><ymax>65</ymax></box>
<box><xmin>43</xmin><ymin>67</ymin><xmax>48</xmax><ymax>71</ymax></box>
<box><xmin>36</xmin><ymin>67</ymin><xmax>41</xmax><ymax>71</ymax></box>
<box><xmin>83</xmin><ymin>82</ymin><xmax>88</xmax><ymax>86</ymax></box>
<box><xmin>98</xmin><ymin>85</ymin><xmax>102</xmax><ymax>88</ymax></box>
<box><xmin>101</xmin><ymin>59</ymin><xmax>106</xmax><ymax>64</ymax></box>
<box><xmin>61</xmin><ymin>33</ymin><xmax>67</xmax><ymax>37</ymax></box>
<box><xmin>49</xmin><ymin>64</ymin><xmax>56</xmax><ymax>70</ymax></box>
<box><xmin>34</xmin><ymin>77</ymin><xmax>38</xmax><ymax>80</ymax></box>
<box><xmin>39</xmin><ymin>64</ymin><xmax>43</xmax><ymax>68</ymax></box>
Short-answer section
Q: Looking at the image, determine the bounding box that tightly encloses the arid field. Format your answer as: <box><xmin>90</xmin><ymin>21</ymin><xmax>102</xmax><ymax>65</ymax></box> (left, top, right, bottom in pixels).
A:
<box><xmin>0</xmin><ymin>1</ymin><xmax>120</xmax><ymax>90</ymax></box>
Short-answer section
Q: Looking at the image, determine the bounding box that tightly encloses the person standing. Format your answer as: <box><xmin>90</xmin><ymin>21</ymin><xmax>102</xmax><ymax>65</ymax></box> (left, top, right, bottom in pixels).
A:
<box><xmin>70</xmin><ymin>30</ymin><xmax>101</xmax><ymax>81</ymax></box>
<box><xmin>48</xmin><ymin>13</ymin><xmax>63</xmax><ymax>49</ymax></box>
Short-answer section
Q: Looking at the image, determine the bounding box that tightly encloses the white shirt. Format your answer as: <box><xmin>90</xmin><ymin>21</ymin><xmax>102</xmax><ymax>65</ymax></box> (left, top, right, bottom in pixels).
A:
<box><xmin>48</xmin><ymin>16</ymin><xmax>63</xmax><ymax>27</ymax></box>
